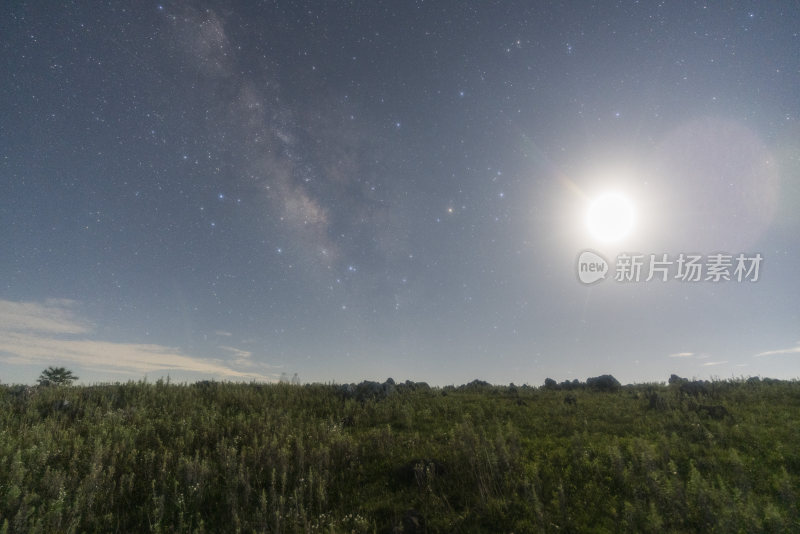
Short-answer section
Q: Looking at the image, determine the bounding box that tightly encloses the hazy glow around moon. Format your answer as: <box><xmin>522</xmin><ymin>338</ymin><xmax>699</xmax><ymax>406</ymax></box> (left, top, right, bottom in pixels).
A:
<box><xmin>586</xmin><ymin>192</ymin><xmax>636</xmax><ymax>243</ymax></box>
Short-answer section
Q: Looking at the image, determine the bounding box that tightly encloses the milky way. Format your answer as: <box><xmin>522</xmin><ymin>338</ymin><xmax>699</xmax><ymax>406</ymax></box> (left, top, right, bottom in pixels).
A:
<box><xmin>1</xmin><ymin>2</ymin><xmax>799</xmax><ymax>385</ymax></box>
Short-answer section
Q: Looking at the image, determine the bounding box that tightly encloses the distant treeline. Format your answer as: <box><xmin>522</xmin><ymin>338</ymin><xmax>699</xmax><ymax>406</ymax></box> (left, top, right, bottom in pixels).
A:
<box><xmin>326</xmin><ymin>373</ymin><xmax>787</xmax><ymax>398</ymax></box>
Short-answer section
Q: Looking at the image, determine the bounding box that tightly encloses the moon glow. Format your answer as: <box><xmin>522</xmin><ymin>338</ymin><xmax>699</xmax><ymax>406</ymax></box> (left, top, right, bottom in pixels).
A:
<box><xmin>586</xmin><ymin>192</ymin><xmax>636</xmax><ymax>243</ymax></box>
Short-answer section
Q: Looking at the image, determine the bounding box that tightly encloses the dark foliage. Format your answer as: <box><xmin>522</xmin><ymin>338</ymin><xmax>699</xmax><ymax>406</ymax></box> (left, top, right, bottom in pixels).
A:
<box><xmin>335</xmin><ymin>379</ymin><xmax>432</xmax><ymax>403</ymax></box>
<box><xmin>586</xmin><ymin>374</ymin><xmax>622</xmax><ymax>392</ymax></box>
<box><xmin>692</xmin><ymin>403</ymin><xmax>731</xmax><ymax>421</ymax></box>
<box><xmin>460</xmin><ymin>379</ymin><xmax>492</xmax><ymax>391</ymax></box>
<box><xmin>645</xmin><ymin>389</ymin><xmax>669</xmax><ymax>411</ymax></box>
<box><xmin>669</xmin><ymin>373</ymin><xmax>687</xmax><ymax>386</ymax></box>
<box><xmin>680</xmin><ymin>380</ymin><xmax>711</xmax><ymax>398</ymax></box>
<box><xmin>392</xmin><ymin>459</ymin><xmax>447</xmax><ymax>489</ymax></box>
<box><xmin>559</xmin><ymin>378</ymin><xmax>583</xmax><ymax>390</ymax></box>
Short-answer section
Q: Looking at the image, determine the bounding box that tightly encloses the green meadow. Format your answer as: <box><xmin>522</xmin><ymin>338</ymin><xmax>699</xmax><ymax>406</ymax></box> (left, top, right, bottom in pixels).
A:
<box><xmin>1</xmin><ymin>377</ymin><xmax>798</xmax><ymax>533</ymax></box>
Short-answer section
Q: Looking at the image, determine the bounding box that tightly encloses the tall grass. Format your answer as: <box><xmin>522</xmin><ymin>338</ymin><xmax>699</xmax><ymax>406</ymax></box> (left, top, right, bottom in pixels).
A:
<box><xmin>0</xmin><ymin>378</ymin><xmax>798</xmax><ymax>532</ymax></box>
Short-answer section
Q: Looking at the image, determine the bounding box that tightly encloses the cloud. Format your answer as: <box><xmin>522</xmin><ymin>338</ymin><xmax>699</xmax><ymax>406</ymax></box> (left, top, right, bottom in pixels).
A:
<box><xmin>702</xmin><ymin>361</ymin><xmax>728</xmax><ymax>367</ymax></box>
<box><xmin>214</xmin><ymin>330</ymin><xmax>233</xmax><ymax>337</ymax></box>
<box><xmin>218</xmin><ymin>345</ymin><xmax>273</xmax><ymax>370</ymax></box>
<box><xmin>0</xmin><ymin>299</ymin><xmax>91</xmax><ymax>335</ymax></box>
<box><xmin>0</xmin><ymin>299</ymin><xmax>271</xmax><ymax>380</ymax></box>
<box><xmin>755</xmin><ymin>342</ymin><xmax>800</xmax><ymax>358</ymax></box>
<box><xmin>667</xmin><ymin>351</ymin><xmax>709</xmax><ymax>360</ymax></box>
<box><xmin>219</xmin><ymin>345</ymin><xmax>251</xmax><ymax>360</ymax></box>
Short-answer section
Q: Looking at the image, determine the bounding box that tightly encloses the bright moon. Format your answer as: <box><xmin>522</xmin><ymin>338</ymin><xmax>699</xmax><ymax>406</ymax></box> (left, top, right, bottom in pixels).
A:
<box><xmin>586</xmin><ymin>192</ymin><xmax>636</xmax><ymax>242</ymax></box>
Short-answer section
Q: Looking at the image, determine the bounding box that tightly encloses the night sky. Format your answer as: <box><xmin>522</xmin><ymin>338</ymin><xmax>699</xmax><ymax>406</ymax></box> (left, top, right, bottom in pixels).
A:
<box><xmin>2</xmin><ymin>2</ymin><xmax>799</xmax><ymax>386</ymax></box>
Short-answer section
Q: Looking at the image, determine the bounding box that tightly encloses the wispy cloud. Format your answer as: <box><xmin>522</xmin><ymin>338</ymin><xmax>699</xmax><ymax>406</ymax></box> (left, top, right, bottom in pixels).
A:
<box><xmin>667</xmin><ymin>351</ymin><xmax>710</xmax><ymax>360</ymax></box>
<box><xmin>755</xmin><ymin>342</ymin><xmax>800</xmax><ymax>358</ymax></box>
<box><xmin>219</xmin><ymin>346</ymin><xmax>251</xmax><ymax>359</ymax></box>
<box><xmin>217</xmin><ymin>345</ymin><xmax>270</xmax><ymax>370</ymax></box>
<box><xmin>0</xmin><ymin>299</ymin><xmax>272</xmax><ymax>380</ymax></box>
<box><xmin>0</xmin><ymin>299</ymin><xmax>91</xmax><ymax>334</ymax></box>
<box><xmin>702</xmin><ymin>361</ymin><xmax>728</xmax><ymax>367</ymax></box>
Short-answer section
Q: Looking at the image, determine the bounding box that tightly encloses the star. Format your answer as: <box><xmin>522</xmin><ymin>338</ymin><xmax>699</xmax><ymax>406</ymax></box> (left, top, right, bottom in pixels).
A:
<box><xmin>1</xmin><ymin>0</ymin><xmax>796</xmax><ymax>389</ymax></box>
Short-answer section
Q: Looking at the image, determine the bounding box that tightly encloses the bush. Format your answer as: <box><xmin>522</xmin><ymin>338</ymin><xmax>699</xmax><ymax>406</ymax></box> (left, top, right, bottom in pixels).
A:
<box><xmin>586</xmin><ymin>374</ymin><xmax>621</xmax><ymax>393</ymax></box>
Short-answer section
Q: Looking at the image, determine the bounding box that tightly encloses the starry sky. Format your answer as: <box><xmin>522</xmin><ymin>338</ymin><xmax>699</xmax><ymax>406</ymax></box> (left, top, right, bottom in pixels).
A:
<box><xmin>1</xmin><ymin>1</ymin><xmax>799</xmax><ymax>386</ymax></box>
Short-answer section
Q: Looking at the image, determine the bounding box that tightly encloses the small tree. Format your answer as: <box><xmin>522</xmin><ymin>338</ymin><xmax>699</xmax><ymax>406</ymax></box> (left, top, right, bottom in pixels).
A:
<box><xmin>543</xmin><ymin>378</ymin><xmax>558</xmax><ymax>390</ymax></box>
<box><xmin>37</xmin><ymin>366</ymin><xmax>78</xmax><ymax>387</ymax></box>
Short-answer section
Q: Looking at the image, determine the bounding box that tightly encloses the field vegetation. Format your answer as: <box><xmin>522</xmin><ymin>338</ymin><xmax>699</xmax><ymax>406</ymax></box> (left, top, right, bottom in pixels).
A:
<box><xmin>1</xmin><ymin>375</ymin><xmax>798</xmax><ymax>533</ymax></box>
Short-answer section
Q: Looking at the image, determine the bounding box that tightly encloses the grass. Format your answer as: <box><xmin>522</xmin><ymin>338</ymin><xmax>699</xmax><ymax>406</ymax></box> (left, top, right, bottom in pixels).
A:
<box><xmin>0</xmin><ymin>377</ymin><xmax>798</xmax><ymax>533</ymax></box>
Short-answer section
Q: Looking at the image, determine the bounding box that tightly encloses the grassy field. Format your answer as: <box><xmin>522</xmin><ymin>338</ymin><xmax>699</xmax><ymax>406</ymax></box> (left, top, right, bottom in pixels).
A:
<box><xmin>1</xmin><ymin>376</ymin><xmax>798</xmax><ymax>533</ymax></box>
